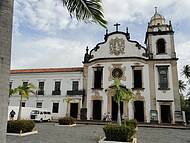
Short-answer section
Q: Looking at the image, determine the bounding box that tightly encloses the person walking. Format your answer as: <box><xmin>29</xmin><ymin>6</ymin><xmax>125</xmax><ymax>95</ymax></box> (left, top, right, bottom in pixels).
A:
<box><xmin>9</xmin><ymin>110</ymin><xmax>16</xmax><ymax>120</ymax></box>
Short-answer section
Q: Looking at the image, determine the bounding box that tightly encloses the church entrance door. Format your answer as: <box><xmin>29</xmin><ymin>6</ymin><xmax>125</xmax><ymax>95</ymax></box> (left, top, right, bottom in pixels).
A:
<box><xmin>160</xmin><ymin>105</ymin><xmax>171</xmax><ymax>123</ymax></box>
<box><xmin>93</xmin><ymin>100</ymin><xmax>102</xmax><ymax>120</ymax></box>
<box><xmin>134</xmin><ymin>101</ymin><xmax>144</xmax><ymax>122</ymax></box>
<box><xmin>112</xmin><ymin>96</ymin><xmax>123</xmax><ymax>121</ymax></box>
<box><xmin>70</xmin><ymin>103</ymin><xmax>78</xmax><ymax>119</ymax></box>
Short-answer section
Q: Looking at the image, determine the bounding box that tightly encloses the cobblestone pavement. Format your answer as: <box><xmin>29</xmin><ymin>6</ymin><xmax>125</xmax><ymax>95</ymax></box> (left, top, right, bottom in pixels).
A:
<box><xmin>137</xmin><ymin>127</ymin><xmax>190</xmax><ymax>143</ymax></box>
<box><xmin>7</xmin><ymin>123</ymin><xmax>190</xmax><ymax>143</ymax></box>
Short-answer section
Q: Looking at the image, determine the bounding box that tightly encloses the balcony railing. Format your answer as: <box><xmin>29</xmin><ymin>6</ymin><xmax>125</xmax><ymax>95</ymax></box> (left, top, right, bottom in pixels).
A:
<box><xmin>67</xmin><ymin>90</ymin><xmax>83</xmax><ymax>96</ymax></box>
<box><xmin>52</xmin><ymin>90</ymin><xmax>61</xmax><ymax>95</ymax></box>
<box><xmin>37</xmin><ymin>90</ymin><xmax>44</xmax><ymax>95</ymax></box>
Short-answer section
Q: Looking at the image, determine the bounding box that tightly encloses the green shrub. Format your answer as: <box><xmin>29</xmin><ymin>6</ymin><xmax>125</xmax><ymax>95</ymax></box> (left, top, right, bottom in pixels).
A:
<box><xmin>58</xmin><ymin>117</ymin><xmax>75</xmax><ymax>125</ymax></box>
<box><xmin>7</xmin><ymin>120</ymin><xmax>35</xmax><ymax>133</ymax></box>
<box><xmin>103</xmin><ymin>123</ymin><xmax>136</xmax><ymax>142</ymax></box>
<box><xmin>122</xmin><ymin>119</ymin><xmax>137</xmax><ymax>129</ymax></box>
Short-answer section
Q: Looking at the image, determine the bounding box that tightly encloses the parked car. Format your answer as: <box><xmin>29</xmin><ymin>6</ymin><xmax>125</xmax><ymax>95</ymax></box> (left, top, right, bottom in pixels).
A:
<box><xmin>30</xmin><ymin>110</ymin><xmax>51</xmax><ymax>122</ymax></box>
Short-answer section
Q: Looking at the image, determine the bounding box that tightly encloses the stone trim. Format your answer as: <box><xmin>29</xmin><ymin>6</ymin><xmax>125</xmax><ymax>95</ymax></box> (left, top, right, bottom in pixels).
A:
<box><xmin>148</xmin><ymin>61</ymin><xmax>156</xmax><ymax>111</ymax></box>
<box><xmin>91</xmin><ymin>95</ymin><xmax>103</xmax><ymax>100</ymax></box>
<box><xmin>171</xmin><ymin>61</ymin><xmax>181</xmax><ymax>111</ymax></box>
<box><xmin>108</xmin><ymin>64</ymin><xmax>126</xmax><ymax>81</ymax></box>
<box><xmin>85</xmin><ymin>57</ymin><xmax>178</xmax><ymax>66</ymax></box>
<box><xmin>158</xmin><ymin>102</ymin><xmax>173</xmax><ymax>124</ymax></box>
<box><xmin>131</xmin><ymin>64</ymin><xmax>144</xmax><ymax>89</ymax></box>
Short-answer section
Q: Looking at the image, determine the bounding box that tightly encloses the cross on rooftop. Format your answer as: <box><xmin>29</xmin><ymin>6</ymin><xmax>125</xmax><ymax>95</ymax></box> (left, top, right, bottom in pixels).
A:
<box><xmin>114</xmin><ymin>23</ymin><xmax>120</xmax><ymax>32</ymax></box>
<box><xmin>155</xmin><ymin>6</ymin><xmax>158</xmax><ymax>13</ymax></box>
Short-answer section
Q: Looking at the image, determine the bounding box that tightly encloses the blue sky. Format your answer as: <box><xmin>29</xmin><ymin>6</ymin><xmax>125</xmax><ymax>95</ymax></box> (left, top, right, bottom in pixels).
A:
<box><xmin>12</xmin><ymin>0</ymin><xmax>190</xmax><ymax>80</ymax></box>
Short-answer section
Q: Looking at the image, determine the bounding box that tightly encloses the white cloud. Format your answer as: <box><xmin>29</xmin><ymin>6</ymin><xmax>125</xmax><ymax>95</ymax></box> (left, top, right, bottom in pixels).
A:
<box><xmin>11</xmin><ymin>36</ymin><xmax>95</xmax><ymax>69</ymax></box>
<box><xmin>14</xmin><ymin>0</ymin><xmax>72</xmax><ymax>33</ymax></box>
<box><xmin>176</xmin><ymin>40</ymin><xmax>190</xmax><ymax>72</ymax></box>
<box><xmin>103</xmin><ymin>0</ymin><xmax>190</xmax><ymax>24</ymax></box>
<box><xmin>12</xmin><ymin>0</ymin><xmax>190</xmax><ymax>72</ymax></box>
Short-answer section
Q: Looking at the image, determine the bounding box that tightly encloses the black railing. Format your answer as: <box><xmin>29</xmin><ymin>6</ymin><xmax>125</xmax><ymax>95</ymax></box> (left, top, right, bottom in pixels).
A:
<box><xmin>67</xmin><ymin>90</ymin><xmax>83</xmax><ymax>95</ymax></box>
<box><xmin>37</xmin><ymin>90</ymin><xmax>44</xmax><ymax>95</ymax></box>
<box><xmin>52</xmin><ymin>90</ymin><xmax>61</xmax><ymax>95</ymax></box>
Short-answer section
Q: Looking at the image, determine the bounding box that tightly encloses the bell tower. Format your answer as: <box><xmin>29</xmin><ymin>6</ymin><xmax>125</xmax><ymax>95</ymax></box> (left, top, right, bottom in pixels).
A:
<box><xmin>146</xmin><ymin>8</ymin><xmax>182</xmax><ymax>123</ymax></box>
<box><xmin>145</xmin><ymin>7</ymin><xmax>176</xmax><ymax>59</ymax></box>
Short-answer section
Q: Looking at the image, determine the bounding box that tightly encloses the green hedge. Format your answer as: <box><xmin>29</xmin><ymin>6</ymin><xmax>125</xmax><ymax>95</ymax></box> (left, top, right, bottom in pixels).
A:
<box><xmin>103</xmin><ymin>122</ymin><xmax>136</xmax><ymax>142</ymax></box>
<box><xmin>122</xmin><ymin>119</ymin><xmax>137</xmax><ymax>129</ymax></box>
<box><xmin>7</xmin><ymin>120</ymin><xmax>35</xmax><ymax>133</ymax></box>
<box><xmin>58</xmin><ymin>117</ymin><xmax>75</xmax><ymax>125</ymax></box>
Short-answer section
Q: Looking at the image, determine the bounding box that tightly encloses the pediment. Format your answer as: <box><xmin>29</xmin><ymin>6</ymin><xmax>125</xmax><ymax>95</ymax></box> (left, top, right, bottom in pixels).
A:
<box><xmin>88</xmin><ymin>32</ymin><xmax>148</xmax><ymax>62</ymax></box>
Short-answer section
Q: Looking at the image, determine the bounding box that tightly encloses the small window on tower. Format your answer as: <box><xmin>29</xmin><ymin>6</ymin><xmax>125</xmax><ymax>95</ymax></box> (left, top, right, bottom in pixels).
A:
<box><xmin>157</xmin><ymin>38</ymin><xmax>166</xmax><ymax>54</ymax></box>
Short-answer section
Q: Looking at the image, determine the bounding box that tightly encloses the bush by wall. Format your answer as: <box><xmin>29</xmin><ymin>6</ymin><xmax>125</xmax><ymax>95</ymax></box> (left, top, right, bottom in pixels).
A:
<box><xmin>103</xmin><ymin>123</ymin><xmax>136</xmax><ymax>142</ymax></box>
<box><xmin>122</xmin><ymin>119</ymin><xmax>137</xmax><ymax>129</ymax></box>
<box><xmin>7</xmin><ymin>120</ymin><xmax>35</xmax><ymax>133</ymax></box>
<box><xmin>58</xmin><ymin>117</ymin><xmax>75</xmax><ymax>125</ymax></box>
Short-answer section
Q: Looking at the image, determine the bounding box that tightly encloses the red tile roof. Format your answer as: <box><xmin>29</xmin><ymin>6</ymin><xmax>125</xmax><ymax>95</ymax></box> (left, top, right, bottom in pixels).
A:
<box><xmin>11</xmin><ymin>67</ymin><xmax>83</xmax><ymax>74</ymax></box>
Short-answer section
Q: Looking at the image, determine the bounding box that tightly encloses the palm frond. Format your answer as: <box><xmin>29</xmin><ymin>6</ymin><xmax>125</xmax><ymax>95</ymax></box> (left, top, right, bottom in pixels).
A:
<box><xmin>113</xmin><ymin>78</ymin><xmax>134</xmax><ymax>103</ymax></box>
<box><xmin>179</xmin><ymin>80</ymin><xmax>186</xmax><ymax>93</ymax></box>
<box><xmin>181</xmin><ymin>65</ymin><xmax>190</xmax><ymax>79</ymax></box>
<box><xmin>63</xmin><ymin>0</ymin><xmax>107</xmax><ymax>28</ymax></box>
<box><xmin>12</xmin><ymin>83</ymin><xmax>36</xmax><ymax>99</ymax></box>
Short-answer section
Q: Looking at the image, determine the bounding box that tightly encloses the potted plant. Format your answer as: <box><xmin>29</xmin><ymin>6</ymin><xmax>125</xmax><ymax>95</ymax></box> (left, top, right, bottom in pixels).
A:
<box><xmin>56</xmin><ymin>117</ymin><xmax>76</xmax><ymax>127</ymax></box>
<box><xmin>99</xmin><ymin>78</ymin><xmax>137</xmax><ymax>143</ymax></box>
<box><xmin>7</xmin><ymin>120</ymin><xmax>38</xmax><ymax>136</ymax></box>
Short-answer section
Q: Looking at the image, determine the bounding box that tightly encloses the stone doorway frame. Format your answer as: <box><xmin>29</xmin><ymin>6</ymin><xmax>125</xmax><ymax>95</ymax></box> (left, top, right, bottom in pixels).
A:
<box><xmin>158</xmin><ymin>101</ymin><xmax>173</xmax><ymax>124</ymax></box>
<box><xmin>107</xmin><ymin>88</ymin><xmax>128</xmax><ymax>120</ymax></box>
<box><xmin>132</xmin><ymin>90</ymin><xmax>147</xmax><ymax>122</ymax></box>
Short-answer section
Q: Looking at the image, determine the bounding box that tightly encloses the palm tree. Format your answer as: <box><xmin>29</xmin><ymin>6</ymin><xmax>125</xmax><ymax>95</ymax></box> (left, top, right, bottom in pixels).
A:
<box><xmin>9</xmin><ymin>89</ymin><xmax>14</xmax><ymax>97</ymax></box>
<box><xmin>0</xmin><ymin>0</ymin><xmax>106</xmax><ymax>142</ymax></box>
<box><xmin>62</xmin><ymin>0</ymin><xmax>107</xmax><ymax>28</ymax></box>
<box><xmin>111</xmin><ymin>78</ymin><xmax>133</xmax><ymax>126</ymax></box>
<box><xmin>0</xmin><ymin>1</ymin><xmax>14</xmax><ymax>142</ymax></box>
<box><xmin>181</xmin><ymin>65</ymin><xmax>190</xmax><ymax>79</ymax></box>
<box><xmin>12</xmin><ymin>83</ymin><xmax>36</xmax><ymax>120</ymax></box>
<box><xmin>179</xmin><ymin>80</ymin><xmax>186</xmax><ymax>94</ymax></box>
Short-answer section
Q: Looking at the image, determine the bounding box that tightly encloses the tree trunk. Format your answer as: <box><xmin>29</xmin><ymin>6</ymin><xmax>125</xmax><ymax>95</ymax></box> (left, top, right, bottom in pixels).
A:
<box><xmin>17</xmin><ymin>95</ymin><xmax>22</xmax><ymax>120</ymax></box>
<box><xmin>117</xmin><ymin>102</ymin><xmax>121</xmax><ymax>126</ymax></box>
<box><xmin>0</xmin><ymin>0</ymin><xmax>14</xmax><ymax>142</ymax></box>
<box><xmin>66</xmin><ymin>102</ymin><xmax>69</xmax><ymax>117</ymax></box>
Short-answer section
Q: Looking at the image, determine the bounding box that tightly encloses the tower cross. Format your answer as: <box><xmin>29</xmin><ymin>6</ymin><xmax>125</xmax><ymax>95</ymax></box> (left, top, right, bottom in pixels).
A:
<box><xmin>154</xmin><ymin>6</ymin><xmax>158</xmax><ymax>14</ymax></box>
<box><xmin>114</xmin><ymin>23</ymin><xmax>120</xmax><ymax>32</ymax></box>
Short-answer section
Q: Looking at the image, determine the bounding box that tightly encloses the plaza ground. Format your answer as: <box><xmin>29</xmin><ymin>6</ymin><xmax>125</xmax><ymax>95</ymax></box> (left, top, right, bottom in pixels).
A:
<box><xmin>7</xmin><ymin>123</ymin><xmax>190</xmax><ymax>143</ymax></box>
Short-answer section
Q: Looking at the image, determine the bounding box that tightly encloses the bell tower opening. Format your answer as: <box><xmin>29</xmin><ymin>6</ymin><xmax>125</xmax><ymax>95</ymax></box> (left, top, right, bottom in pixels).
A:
<box><xmin>157</xmin><ymin>38</ymin><xmax>166</xmax><ymax>54</ymax></box>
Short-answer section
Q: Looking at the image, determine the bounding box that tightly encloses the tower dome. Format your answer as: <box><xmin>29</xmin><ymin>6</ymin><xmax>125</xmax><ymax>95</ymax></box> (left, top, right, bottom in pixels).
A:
<box><xmin>149</xmin><ymin>7</ymin><xmax>166</xmax><ymax>26</ymax></box>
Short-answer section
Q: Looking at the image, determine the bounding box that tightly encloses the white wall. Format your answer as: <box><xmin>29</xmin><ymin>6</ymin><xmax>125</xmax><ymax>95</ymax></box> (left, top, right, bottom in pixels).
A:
<box><xmin>86</xmin><ymin>60</ymin><xmax>151</xmax><ymax>121</ymax></box>
<box><xmin>90</xmin><ymin>33</ymin><xmax>146</xmax><ymax>61</ymax></box>
<box><xmin>9</xmin><ymin>71</ymin><xmax>83</xmax><ymax>118</ymax></box>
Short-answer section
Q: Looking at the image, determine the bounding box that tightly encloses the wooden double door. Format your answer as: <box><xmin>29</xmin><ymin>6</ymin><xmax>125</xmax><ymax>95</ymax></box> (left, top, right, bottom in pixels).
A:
<box><xmin>93</xmin><ymin>100</ymin><xmax>102</xmax><ymax>120</ymax></box>
<box><xmin>134</xmin><ymin>101</ymin><xmax>144</xmax><ymax>122</ymax></box>
<box><xmin>70</xmin><ymin>103</ymin><xmax>78</xmax><ymax>119</ymax></box>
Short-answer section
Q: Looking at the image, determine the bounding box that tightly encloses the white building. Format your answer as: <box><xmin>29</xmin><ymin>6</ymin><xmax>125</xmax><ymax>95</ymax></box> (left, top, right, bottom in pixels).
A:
<box><xmin>9</xmin><ymin>10</ymin><xmax>182</xmax><ymax>124</ymax></box>
<box><xmin>9</xmin><ymin>68</ymin><xmax>83</xmax><ymax>119</ymax></box>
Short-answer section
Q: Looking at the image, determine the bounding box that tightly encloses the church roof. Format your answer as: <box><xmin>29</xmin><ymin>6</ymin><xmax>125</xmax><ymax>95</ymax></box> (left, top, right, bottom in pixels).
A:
<box><xmin>11</xmin><ymin>67</ymin><xmax>83</xmax><ymax>74</ymax></box>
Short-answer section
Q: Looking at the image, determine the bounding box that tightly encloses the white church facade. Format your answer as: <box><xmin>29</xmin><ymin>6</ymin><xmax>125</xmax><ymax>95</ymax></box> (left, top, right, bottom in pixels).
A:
<box><xmin>9</xmin><ymin>10</ymin><xmax>182</xmax><ymax>124</ymax></box>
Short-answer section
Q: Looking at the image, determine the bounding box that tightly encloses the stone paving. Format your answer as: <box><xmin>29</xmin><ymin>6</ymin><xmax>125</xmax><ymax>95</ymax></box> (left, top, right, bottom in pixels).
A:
<box><xmin>7</xmin><ymin>123</ymin><xmax>190</xmax><ymax>143</ymax></box>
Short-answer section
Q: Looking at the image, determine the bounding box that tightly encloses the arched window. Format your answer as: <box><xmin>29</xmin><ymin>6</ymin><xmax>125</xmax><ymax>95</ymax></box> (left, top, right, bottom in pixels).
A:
<box><xmin>157</xmin><ymin>38</ymin><xmax>166</xmax><ymax>54</ymax></box>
